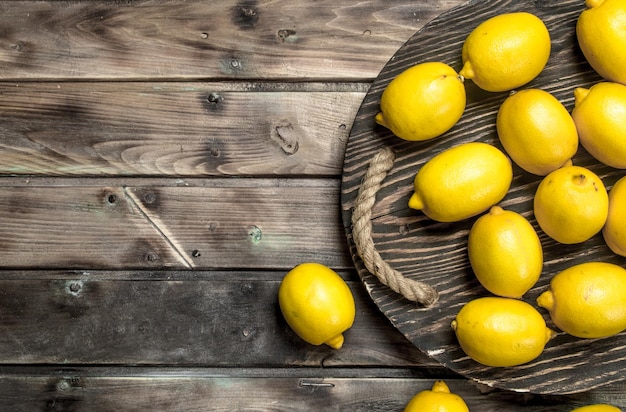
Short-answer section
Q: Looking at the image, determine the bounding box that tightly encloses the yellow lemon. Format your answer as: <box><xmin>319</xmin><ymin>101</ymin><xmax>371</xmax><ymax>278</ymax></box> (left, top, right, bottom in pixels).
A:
<box><xmin>603</xmin><ymin>175</ymin><xmax>626</xmax><ymax>256</ymax></box>
<box><xmin>459</xmin><ymin>12</ymin><xmax>551</xmax><ymax>92</ymax></box>
<box><xmin>375</xmin><ymin>62</ymin><xmax>466</xmax><ymax>141</ymax></box>
<box><xmin>496</xmin><ymin>89</ymin><xmax>579</xmax><ymax>176</ymax></box>
<box><xmin>576</xmin><ymin>0</ymin><xmax>626</xmax><ymax>85</ymax></box>
<box><xmin>451</xmin><ymin>297</ymin><xmax>554</xmax><ymax>367</ymax></box>
<box><xmin>409</xmin><ymin>142</ymin><xmax>513</xmax><ymax>222</ymax></box>
<box><xmin>278</xmin><ymin>262</ymin><xmax>355</xmax><ymax>349</ymax></box>
<box><xmin>468</xmin><ymin>206</ymin><xmax>543</xmax><ymax>298</ymax></box>
<box><xmin>572</xmin><ymin>82</ymin><xmax>626</xmax><ymax>169</ymax></box>
<box><xmin>571</xmin><ymin>405</ymin><xmax>623</xmax><ymax>412</ymax></box>
<box><xmin>404</xmin><ymin>381</ymin><xmax>469</xmax><ymax>412</ymax></box>
<box><xmin>533</xmin><ymin>165</ymin><xmax>608</xmax><ymax>244</ymax></box>
<box><xmin>536</xmin><ymin>262</ymin><xmax>626</xmax><ymax>339</ymax></box>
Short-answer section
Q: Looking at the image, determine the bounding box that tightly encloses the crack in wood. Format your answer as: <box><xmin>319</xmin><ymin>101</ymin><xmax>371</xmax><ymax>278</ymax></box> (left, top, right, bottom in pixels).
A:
<box><xmin>122</xmin><ymin>187</ymin><xmax>194</xmax><ymax>269</ymax></box>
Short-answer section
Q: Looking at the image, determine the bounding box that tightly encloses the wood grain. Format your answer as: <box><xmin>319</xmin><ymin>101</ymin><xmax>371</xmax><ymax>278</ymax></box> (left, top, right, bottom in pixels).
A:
<box><xmin>341</xmin><ymin>0</ymin><xmax>626</xmax><ymax>395</ymax></box>
<box><xmin>0</xmin><ymin>276</ymin><xmax>428</xmax><ymax>367</ymax></box>
<box><xmin>0</xmin><ymin>372</ymin><xmax>623</xmax><ymax>411</ymax></box>
<box><xmin>0</xmin><ymin>0</ymin><xmax>464</xmax><ymax>81</ymax></box>
<box><xmin>0</xmin><ymin>83</ymin><xmax>363</xmax><ymax>176</ymax></box>
<box><xmin>0</xmin><ymin>180</ymin><xmax>352</xmax><ymax>269</ymax></box>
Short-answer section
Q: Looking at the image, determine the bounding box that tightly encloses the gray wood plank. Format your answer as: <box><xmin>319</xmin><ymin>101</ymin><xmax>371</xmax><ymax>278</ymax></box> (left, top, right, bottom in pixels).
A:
<box><xmin>0</xmin><ymin>0</ymin><xmax>465</xmax><ymax>80</ymax></box>
<box><xmin>0</xmin><ymin>83</ymin><xmax>363</xmax><ymax>176</ymax></box>
<box><xmin>0</xmin><ymin>277</ymin><xmax>430</xmax><ymax>367</ymax></box>
<box><xmin>0</xmin><ymin>180</ymin><xmax>352</xmax><ymax>269</ymax></box>
<box><xmin>0</xmin><ymin>371</ymin><xmax>623</xmax><ymax>411</ymax></box>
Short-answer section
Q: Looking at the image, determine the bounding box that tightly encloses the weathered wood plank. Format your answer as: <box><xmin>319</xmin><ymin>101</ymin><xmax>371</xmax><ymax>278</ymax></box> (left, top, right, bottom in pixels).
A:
<box><xmin>0</xmin><ymin>277</ymin><xmax>432</xmax><ymax>367</ymax></box>
<box><xmin>0</xmin><ymin>185</ymin><xmax>188</xmax><ymax>269</ymax></box>
<box><xmin>0</xmin><ymin>0</ymin><xmax>465</xmax><ymax>81</ymax></box>
<box><xmin>124</xmin><ymin>183</ymin><xmax>352</xmax><ymax>269</ymax></box>
<box><xmin>0</xmin><ymin>180</ymin><xmax>352</xmax><ymax>269</ymax></box>
<box><xmin>0</xmin><ymin>371</ymin><xmax>623</xmax><ymax>411</ymax></box>
<box><xmin>0</xmin><ymin>83</ymin><xmax>363</xmax><ymax>176</ymax></box>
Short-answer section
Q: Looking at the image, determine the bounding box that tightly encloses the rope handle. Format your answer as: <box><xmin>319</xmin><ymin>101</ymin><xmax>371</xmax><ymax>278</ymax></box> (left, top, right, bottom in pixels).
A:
<box><xmin>351</xmin><ymin>147</ymin><xmax>439</xmax><ymax>307</ymax></box>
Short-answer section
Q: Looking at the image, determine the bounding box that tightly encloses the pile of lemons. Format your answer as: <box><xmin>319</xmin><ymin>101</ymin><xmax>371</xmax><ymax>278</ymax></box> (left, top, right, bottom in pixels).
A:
<box><xmin>377</xmin><ymin>0</ymin><xmax>626</xmax><ymax>391</ymax></box>
<box><xmin>276</xmin><ymin>1</ymin><xmax>625</xmax><ymax>410</ymax></box>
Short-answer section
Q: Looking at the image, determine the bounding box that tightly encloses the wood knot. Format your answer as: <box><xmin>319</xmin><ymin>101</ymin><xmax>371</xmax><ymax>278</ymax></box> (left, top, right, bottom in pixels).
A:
<box><xmin>278</xmin><ymin>29</ymin><xmax>297</xmax><ymax>42</ymax></box>
<box><xmin>272</xmin><ymin>122</ymin><xmax>299</xmax><ymax>155</ymax></box>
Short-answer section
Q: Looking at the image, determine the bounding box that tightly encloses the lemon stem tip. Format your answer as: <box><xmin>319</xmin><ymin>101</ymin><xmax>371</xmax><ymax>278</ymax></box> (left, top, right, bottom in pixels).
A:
<box><xmin>431</xmin><ymin>380</ymin><xmax>451</xmax><ymax>393</ymax></box>
<box><xmin>408</xmin><ymin>193</ymin><xmax>424</xmax><ymax>210</ymax></box>
<box><xmin>325</xmin><ymin>334</ymin><xmax>344</xmax><ymax>350</ymax></box>
<box><xmin>536</xmin><ymin>290</ymin><xmax>554</xmax><ymax>310</ymax></box>
<box><xmin>572</xmin><ymin>173</ymin><xmax>587</xmax><ymax>186</ymax></box>
<box><xmin>585</xmin><ymin>0</ymin><xmax>604</xmax><ymax>9</ymax></box>
<box><xmin>573</xmin><ymin>87</ymin><xmax>590</xmax><ymax>106</ymax></box>
<box><xmin>375</xmin><ymin>112</ymin><xmax>387</xmax><ymax>128</ymax></box>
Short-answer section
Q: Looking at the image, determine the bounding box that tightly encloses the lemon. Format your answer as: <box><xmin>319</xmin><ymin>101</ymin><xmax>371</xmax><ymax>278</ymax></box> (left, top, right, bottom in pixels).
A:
<box><xmin>571</xmin><ymin>405</ymin><xmax>623</xmax><ymax>412</ymax></box>
<box><xmin>375</xmin><ymin>62</ymin><xmax>466</xmax><ymax>141</ymax></box>
<box><xmin>409</xmin><ymin>142</ymin><xmax>513</xmax><ymax>222</ymax></box>
<box><xmin>496</xmin><ymin>89</ymin><xmax>579</xmax><ymax>175</ymax></box>
<box><xmin>459</xmin><ymin>12</ymin><xmax>551</xmax><ymax>92</ymax></box>
<box><xmin>603</xmin><ymin>175</ymin><xmax>626</xmax><ymax>256</ymax></box>
<box><xmin>572</xmin><ymin>82</ymin><xmax>626</xmax><ymax>169</ymax></box>
<box><xmin>533</xmin><ymin>165</ymin><xmax>608</xmax><ymax>244</ymax></box>
<box><xmin>468</xmin><ymin>206</ymin><xmax>543</xmax><ymax>298</ymax></box>
<box><xmin>451</xmin><ymin>297</ymin><xmax>554</xmax><ymax>367</ymax></box>
<box><xmin>278</xmin><ymin>262</ymin><xmax>355</xmax><ymax>349</ymax></box>
<box><xmin>576</xmin><ymin>0</ymin><xmax>626</xmax><ymax>85</ymax></box>
<box><xmin>537</xmin><ymin>262</ymin><xmax>626</xmax><ymax>339</ymax></box>
<box><xmin>404</xmin><ymin>381</ymin><xmax>469</xmax><ymax>412</ymax></box>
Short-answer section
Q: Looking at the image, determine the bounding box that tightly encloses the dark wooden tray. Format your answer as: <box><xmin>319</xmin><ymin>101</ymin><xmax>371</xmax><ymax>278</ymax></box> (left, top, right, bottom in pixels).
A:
<box><xmin>340</xmin><ymin>0</ymin><xmax>626</xmax><ymax>395</ymax></box>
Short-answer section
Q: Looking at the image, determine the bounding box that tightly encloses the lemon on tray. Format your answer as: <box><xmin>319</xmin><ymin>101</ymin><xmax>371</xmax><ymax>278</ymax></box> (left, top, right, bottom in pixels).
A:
<box><xmin>571</xmin><ymin>405</ymin><xmax>623</xmax><ymax>412</ymax></box>
<box><xmin>459</xmin><ymin>12</ymin><xmax>551</xmax><ymax>92</ymax></box>
<box><xmin>603</xmin><ymin>175</ymin><xmax>626</xmax><ymax>256</ymax></box>
<box><xmin>537</xmin><ymin>262</ymin><xmax>626</xmax><ymax>339</ymax></box>
<box><xmin>451</xmin><ymin>297</ymin><xmax>555</xmax><ymax>367</ymax></box>
<box><xmin>468</xmin><ymin>206</ymin><xmax>543</xmax><ymax>298</ymax></box>
<box><xmin>572</xmin><ymin>82</ymin><xmax>626</xmax><ymax>169</ymax></box>
<box><xmin>278</xmin><ymin>262</ymin><xmax>355</xmax><ymax>349</ymax></box>
<box><xmin>408</xmin><ymin>142</ymin><xmax>512</xmax><ymax>222</ymax></box>
<box><xmin>533</xmin><ymin>165</ymin><xmax>608</xmax><ymax>244</ymax></box>
<box><xmin>577</xmin><ymin>0</ymin><xmax>626</xmax><ymax>85</ymax></box>
<box><xmin>404</xmin><ymin>380</ymin><xmax>469</xmax><ymax>412</ymax></box>
<box><xmin>375</xmin><ymin>62</ymin><xmax>466</xmax><ymax>141</ymax></box>
<box><xmin>496</xmin><ymin>88</ymin><xmax>578</xmax><ymax>176</ymax></box>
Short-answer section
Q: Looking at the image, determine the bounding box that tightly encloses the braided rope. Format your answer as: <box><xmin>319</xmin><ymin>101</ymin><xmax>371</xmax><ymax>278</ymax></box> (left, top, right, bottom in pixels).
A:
<box><xmin>351</xmin><ymin>147</ymin><xmax>438</xmax><ymax>307</ymax></box>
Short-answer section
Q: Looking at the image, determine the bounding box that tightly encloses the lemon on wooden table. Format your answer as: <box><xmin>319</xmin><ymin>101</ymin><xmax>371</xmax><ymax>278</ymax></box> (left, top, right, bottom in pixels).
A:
<box><xmin>404</xmin><ymin>380</ymin><xmax>469</xmax><ymax>412</ymax></box>
<box><xmin>572</xmin><ymin>82</ymin><xmax>626</xmax><ymax>169</ymax></box>
<box><xmin>571</xmin><ymin>405</ymin><xmax>623</xmax><ymax>412</ymax></box>
<box><xmin>375</xmin><ymin>62</ymin><xmax>466</xmax><ymax>141</ymax></box>
<box><xmin>468</xmin><ymin>206</ymin><xmax>543</xmax><ymax>298</ymax></box>
<box><xmin>537</xmin><ymin>262</ymin><xmax>626</xmax><ymax>339</ymax></box>
<box><xmin>496</xmin><ymin>88</ymin><xmax>579</xmax><ymax>176</ymax></box>
<box><xmin>278</xmin><ymin>262</ymin><xmax>355</xmax><ymax>349</ymax></box>
<box><xmin>408</xmin><ymin>142</ymin><xmax>513</xmax><ymax>222</ymax></box>
<box><xmin>533</xmin><ymin>165</ymin><xmax>608</xmax><ymax>244</ymax></box>
<box><xmin>459</xmin><ymin>12</ymin><xmax>551</xmax><ymax>92</ymax></box>
<box><xmin>577</xmin><ymin>0</ymin><xmax>626</xmax><ymax>85</ymax></box>
<box><xmin>603</xmin><ymin>175</ymin><xmax>626</xmax><ymax>256</ymax></box>
<box><xmin>451</xmin><ymin>297</ymin><xmax>554</xmax><ymax>367</ymax></box>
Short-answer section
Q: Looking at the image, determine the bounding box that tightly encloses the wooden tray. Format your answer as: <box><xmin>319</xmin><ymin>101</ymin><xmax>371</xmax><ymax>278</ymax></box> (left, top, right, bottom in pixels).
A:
<box><xmin>340</xmin><ymin>0</ymin><xmax>626</xmax><ymax>395</ymax></box>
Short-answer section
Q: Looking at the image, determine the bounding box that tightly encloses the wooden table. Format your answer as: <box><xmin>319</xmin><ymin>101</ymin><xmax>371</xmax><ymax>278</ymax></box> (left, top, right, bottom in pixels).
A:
<box><xmin>0</xmin><ymin>1</ymin><xmax>624</xmax><ymax>410</ymax></box>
